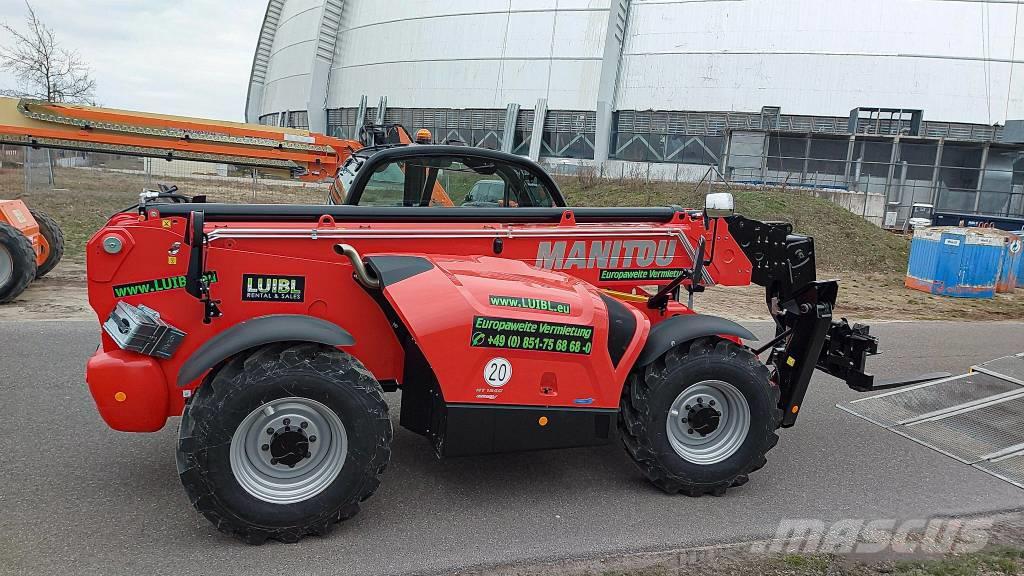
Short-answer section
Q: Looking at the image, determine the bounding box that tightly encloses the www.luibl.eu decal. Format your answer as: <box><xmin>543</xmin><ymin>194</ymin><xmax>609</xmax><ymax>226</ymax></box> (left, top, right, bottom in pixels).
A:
<box><xmin>112</xmin><ymin>272</ymin><xmax>219</xmax><ymax>298</ymax></box>
<box><xmin>488</xmin><ymin>295</ymin><xmax>571</xmax><ymax>314</ymax></box>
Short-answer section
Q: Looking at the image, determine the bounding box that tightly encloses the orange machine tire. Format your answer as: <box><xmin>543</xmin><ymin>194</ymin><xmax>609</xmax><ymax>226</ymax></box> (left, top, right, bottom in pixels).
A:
<box><xmin>28</xmin><ymin>208</ymin><xmax>63</xmax><ymax>278</ymax></box>
<box><xmin>0</xmin><ymin>221</ymin><xmax>36</xmax><ymax>303</ymax></box>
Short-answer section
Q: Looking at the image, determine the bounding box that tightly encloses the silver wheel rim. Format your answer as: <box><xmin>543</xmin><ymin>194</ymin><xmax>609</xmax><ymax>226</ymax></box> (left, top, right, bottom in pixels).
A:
<box><xmin>666</xmin><ymin>380</ymin><xmax>750</xmax><ymax>465</ymax></box>
<box><xmin>0</xmin><ymin>245</ymin><xmax>12</xmax><ymax>286</ymax></box>
<box><xmin>230</xmin><ymin>397</ymin><xmax>348</xmax><ymax>504</ymax></box>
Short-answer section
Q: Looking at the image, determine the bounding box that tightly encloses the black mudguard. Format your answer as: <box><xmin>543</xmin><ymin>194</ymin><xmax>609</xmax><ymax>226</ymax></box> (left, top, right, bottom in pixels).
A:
<box><xmin>176</xmin><ymin>315</ymin><xmax>355</xmax><ymax>386</ymax></box>
<box><xmin>633</xmin><ymin>314</ymin><xmax>758</xmax><ymax>367</ymax></box>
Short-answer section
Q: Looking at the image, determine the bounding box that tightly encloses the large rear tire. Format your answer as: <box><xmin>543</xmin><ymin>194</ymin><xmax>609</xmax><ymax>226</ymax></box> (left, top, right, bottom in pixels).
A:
<box><xmin>177</xmin><ymin>342</ymin><xmax>392</xmax><ymax>544</ymax></box>
<box><xmin>29</xmin><ymin>208</ymin><xmax>63</xmax><ymax>278</ymax></box>
<box><xmin>0</xmin><ymin>222</ymin><xmax>36</xmax><ymax>304</ymax></box>
<box><xmin>619</xmin><ymin>337</ymin><xmax>781</xmax><ymax>496</ymax></box>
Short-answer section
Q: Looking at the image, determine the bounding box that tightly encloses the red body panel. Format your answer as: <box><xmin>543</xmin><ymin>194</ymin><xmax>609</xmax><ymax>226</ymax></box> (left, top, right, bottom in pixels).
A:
<box><xmin>84</xmin><ymin>209</ymin><xmax>754</xmax><ymax>431</ymax></box>
<box><xmin>380</xmin><ymin>255</ymin><xmax>648</xmax><ymax>409</ymax></box>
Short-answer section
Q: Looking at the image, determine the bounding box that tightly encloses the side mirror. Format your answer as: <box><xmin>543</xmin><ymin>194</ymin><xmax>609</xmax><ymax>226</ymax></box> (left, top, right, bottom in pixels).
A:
<box><xmin>705</xmin><ymin>192</ymin><xmax>734</xmax><ymax>218</ymax></box>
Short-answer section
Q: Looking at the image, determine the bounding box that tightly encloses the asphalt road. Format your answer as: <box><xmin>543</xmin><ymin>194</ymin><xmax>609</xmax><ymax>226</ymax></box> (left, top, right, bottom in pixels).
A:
<box><xmin>1</xmin><ymin>320</ymin><xmax>1022</xmax><ymax>576</ymax></box>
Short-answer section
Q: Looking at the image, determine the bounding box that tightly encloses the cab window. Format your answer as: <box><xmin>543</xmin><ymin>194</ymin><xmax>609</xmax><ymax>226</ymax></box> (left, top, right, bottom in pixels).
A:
<box><xmin>356</xmin><ymin>155</ymin><xmax>557</xmax><ymax>208</ymax></box>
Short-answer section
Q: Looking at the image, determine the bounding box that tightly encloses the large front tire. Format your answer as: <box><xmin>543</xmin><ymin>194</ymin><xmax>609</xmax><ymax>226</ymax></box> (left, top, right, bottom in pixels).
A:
<box><xmin>177</xmin><ymin>342</ymin><xmax>392</xmax><ymax>544</ymax></box>
<box><xmin>619</xmin><ymin>337</ymin><xmax>781</xmax><ymax>496</ymax></box>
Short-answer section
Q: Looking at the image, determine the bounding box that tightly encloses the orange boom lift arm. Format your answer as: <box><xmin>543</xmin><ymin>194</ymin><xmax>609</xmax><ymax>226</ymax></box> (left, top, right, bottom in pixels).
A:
<box><xmin>0</xmin><ymin>98</ymin><xmax>362</xmax><ymax>181</ymax></box>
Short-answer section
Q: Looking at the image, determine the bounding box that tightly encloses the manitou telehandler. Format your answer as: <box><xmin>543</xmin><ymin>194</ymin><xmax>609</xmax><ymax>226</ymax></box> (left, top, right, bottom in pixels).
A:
<box><xmin>81</xmin><ymin>140</ymin><xmax>938</xmax><ymax>544</ymax></box>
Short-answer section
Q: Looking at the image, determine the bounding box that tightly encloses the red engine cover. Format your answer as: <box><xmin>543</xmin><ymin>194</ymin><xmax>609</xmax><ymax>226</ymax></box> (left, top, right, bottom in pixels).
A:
<box><xmin>378</xmin><ymin>255</ymin><xmax>648</xmax><ymax>409</ymax></box>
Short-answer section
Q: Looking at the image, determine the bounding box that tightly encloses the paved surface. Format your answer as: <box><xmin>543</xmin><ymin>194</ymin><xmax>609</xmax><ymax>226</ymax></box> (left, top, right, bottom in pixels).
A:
<box><xmin>1</xmin><ymin>320</ymin><xmax>1022</xmax><ymax>576</ymax></box>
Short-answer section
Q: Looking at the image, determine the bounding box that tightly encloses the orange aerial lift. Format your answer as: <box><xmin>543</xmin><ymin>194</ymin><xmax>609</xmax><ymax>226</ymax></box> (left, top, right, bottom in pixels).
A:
<box><xmin>0</xmin><ymin>97</ymin><xmax>401</xmax><ymax>302</ymax></box>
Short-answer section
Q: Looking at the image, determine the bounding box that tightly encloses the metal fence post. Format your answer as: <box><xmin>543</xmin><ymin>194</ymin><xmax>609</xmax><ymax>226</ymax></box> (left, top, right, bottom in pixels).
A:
<box><xmin>251</xmin><ymin>168</ymin><xmax>258</xmax><ymax>202</ymax></box>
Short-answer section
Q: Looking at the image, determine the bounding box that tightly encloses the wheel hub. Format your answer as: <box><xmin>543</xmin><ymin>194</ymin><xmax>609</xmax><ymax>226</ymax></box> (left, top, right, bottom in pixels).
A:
<box><xmin>230</xmin><ymin>397</ymin><xmax>347</xmax><ymax>504</ymax></box>
<box><xmin>268</xmin><ymin>427</ymin><xmax>311</xmax><ymax>467</ymax></box>
<box><xmin>687</xmin><ymin>401</ymin><xmax>722</xmax><ymax>437</ymax></box>
<box><xmin>0</xmin><ymin>245</ymin><xmax>12</xmax><ymax>287</ymax></box>
<box><xmin>666</xmin><ymin>380</ymin><xmax>751</xmax><ymax>465</ymax></box>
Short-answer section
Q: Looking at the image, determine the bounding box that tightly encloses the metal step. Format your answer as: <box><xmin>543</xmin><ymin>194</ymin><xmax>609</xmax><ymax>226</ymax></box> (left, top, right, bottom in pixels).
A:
<box><xmin>837</xmin><ymin>353</ymin><xmax>1024</xmax><ymax>490</ymax></box>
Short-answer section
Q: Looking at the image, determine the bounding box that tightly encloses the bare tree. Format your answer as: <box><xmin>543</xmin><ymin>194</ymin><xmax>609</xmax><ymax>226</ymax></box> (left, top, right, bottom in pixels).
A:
<box><xmin>0</xmin><ymin>1</ymin><xmax>96</xmax><ymax>103</ymax></box>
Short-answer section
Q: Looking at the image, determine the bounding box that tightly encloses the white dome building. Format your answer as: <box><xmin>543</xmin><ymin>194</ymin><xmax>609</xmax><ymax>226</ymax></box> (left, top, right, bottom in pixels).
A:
<box><xmin>246</xmin><ymin>0</ymin><xmax>1024</xmax><ymax>222</ymax></box>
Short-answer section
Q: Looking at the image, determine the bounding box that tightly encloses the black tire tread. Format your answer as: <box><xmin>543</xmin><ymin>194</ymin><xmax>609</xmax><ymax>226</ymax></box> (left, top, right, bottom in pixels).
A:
<box><xmin>619</xmin><ymin>337</ymin><xmax>782</xmax><ymax>497</ymax></box>
<box><xmin>28</xmin><ymin>208</ymin><xmax>63</xmax><ymax>278</ymax></box>
<box><xmin>177</xmin><ymin>343</ymin><xmax>392</xmax><ymax>544</ymax></box>
<box><xmin>0</xmin><ymin>221</ymin><xmax>37</xmax><ymax>304</ymax></box>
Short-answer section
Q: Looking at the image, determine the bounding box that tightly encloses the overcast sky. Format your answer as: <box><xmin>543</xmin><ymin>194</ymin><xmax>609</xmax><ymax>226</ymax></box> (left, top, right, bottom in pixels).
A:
<box><xmin>0</xmin><ymin>0</ymin><xmax>264</xmax><ymax>121</ymax></box>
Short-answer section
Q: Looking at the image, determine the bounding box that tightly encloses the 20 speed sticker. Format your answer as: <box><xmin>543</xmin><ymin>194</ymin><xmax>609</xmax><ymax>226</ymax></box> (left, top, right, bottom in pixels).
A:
<box><xmin>488</xmin><ymin>295</ymin><xmax>570</xmax><ymax>314</ymax></box>
<box><xmin>470</xmin><ymin>316</ymin><xmax>593</xmax><ymax>355</ymax></box>
<box><xmin>599</xmin><ymin>268</ymin><xmax>686</xmax><ymax>281</ymax></box>
<box><xmin>112</xmin><ymin>271</ymin><xmax>219</xmax><ymax>298</ymax></box>
<box><xmin>483</xmin><ymin>357</ymin><xmax>512</xmax><ymax>388</ymax></box>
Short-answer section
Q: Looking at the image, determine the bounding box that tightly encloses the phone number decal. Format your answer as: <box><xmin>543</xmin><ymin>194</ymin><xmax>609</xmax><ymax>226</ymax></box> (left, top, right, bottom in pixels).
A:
<box><xmin>470</xmin><ymin>316</ymin><xmax>594</xmax><ymax>355</ymax></box>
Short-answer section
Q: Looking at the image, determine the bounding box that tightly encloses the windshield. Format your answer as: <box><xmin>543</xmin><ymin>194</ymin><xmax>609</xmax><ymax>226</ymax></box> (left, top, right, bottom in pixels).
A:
<box><xmin>355</xmin><ymin>155</ymin><xmax>558</xmax><ymax>208</ymax></box>
<box><xmin>911</xmin><ymin>206</ymin><xmax>933</xmax><ymax>219</ymax></box>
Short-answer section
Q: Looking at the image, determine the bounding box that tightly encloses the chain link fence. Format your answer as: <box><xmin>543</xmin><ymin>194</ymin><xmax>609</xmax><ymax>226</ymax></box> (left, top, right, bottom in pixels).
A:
<box><xmin>0</xmin><ymin>145</ymin><xmax>332</xmax><ymax>266</ymax></box>
<box><xmin>0</xmin><ymin>146</ymin><xmax>330</xmax><ymax>205</ymax></box>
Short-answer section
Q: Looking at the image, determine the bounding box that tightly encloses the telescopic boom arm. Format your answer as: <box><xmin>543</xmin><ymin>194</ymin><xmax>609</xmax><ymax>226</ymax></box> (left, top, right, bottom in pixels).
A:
<box><xmin>0</xmin><ymin>98</ymin><xmax>361</xmax><ymax>181</ymax></box>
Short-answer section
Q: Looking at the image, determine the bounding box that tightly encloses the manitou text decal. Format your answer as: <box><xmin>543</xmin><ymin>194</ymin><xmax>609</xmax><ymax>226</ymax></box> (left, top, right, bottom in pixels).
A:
<box><xmin>599</xmin><ymin>268</ymin><xmax>687</xmax><ymax>281</ymax></box>
<box><xmin>112</xmin><ymin>272</ymin><xmax>219</xmax><ymax>298</ymax></box>
<box><xmin>242</xmin><ymin>274</ymin><xmax>305</xmax><ymax>302</ymax></box>
<box><xmin>470</xmin><ymin>316</ymin><xmax>593</xmax><ymax>355</ymax></box>
<box><xmin>535</xmin><ymin>239</ymin><xmax>676</xmax><ymax>270</ymax></box>
<box><xmin>488</xmin><ymin>295</ymin><xmax>571</xmax><ymax>314</ymax></box>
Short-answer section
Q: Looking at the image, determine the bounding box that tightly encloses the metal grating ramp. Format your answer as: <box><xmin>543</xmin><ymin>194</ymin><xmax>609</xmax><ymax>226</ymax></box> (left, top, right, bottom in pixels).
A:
<box><xmin>838</xmin><ymin>353</ymin><xmax>1024</xmax><ymax>489</ymax></box>
<box><xmin>975</xmin><ymin>451</ymin><xmax>1024</xmax><ymax>489</ymax></box>
<box><xmin>897</xmin><ymin>395</ymin><xmax>1024</xmax><ymax>463</ymax></box>
<box><xmin>974</xmin><ymin>353</ymin><xmax>1024</xmax><ymax>386</ymax></box>
<box><xmin>837</xmin><ymin>372</ymin><xmax>1019</xmax><ymax>428</ymax></box>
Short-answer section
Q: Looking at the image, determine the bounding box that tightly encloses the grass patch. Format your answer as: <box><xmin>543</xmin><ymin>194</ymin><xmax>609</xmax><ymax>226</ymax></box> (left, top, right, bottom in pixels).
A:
<box><xmin>2</xmin><ymin>166</ymin><xmax>327</xmax><ymax>263</ymax></box>
<box><xmin>591</xmin><ymin>548</ymin><xmax>1024</xmax><ymax>576</ymax></box>
<box><xmin>891</xmin><ymin>547</ymin><xmax>1024</xmax><ymax>576</ymax></box>
<box><xmin>558</xmin><ymin>178</ymin><xmax>910</xmax><ymax>275</ymax></box>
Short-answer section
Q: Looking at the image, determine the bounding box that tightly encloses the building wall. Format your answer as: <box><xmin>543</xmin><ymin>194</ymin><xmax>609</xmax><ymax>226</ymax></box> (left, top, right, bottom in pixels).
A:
<box><xmin>250</xmin><ymin>0</ymin><xmax>1024</xmax><ymax>126</ymax></box>
<box><xmin>257</xmin><ymin>0</ymin><xmax>324</xmax><ymax>117</ymax></box>
<box><xmin>325</xmin><ymin>0</ymin><xmax>611</xmax><ymax>111</ymax></box>
<box><xmin>619</xmin><ymin>0</ymin><xmax>1024</xmax><ymax>124</ymax></box>
<box><xmin>246</xmin><ymin>0</ymin><xmax>1024</xmax><ymax>222</ymax></box>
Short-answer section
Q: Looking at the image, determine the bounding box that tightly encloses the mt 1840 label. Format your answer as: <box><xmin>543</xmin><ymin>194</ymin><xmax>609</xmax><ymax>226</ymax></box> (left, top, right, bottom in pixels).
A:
<box><xmin>470</xmin><ymin>316</ymin><xmax>593</xmax><ymax>355</ymax></box>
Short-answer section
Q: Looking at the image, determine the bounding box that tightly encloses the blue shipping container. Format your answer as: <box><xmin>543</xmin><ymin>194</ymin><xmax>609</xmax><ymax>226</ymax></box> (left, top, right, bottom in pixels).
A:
<box><xmin>905</xmin><ymin>227</ymin><xmax>1004</xmax><ymax>298</ymax></box>
<box><xmin>996</xmin><ymin>231</ymin><xmax>1022</xmax><ymax>292</ymax></box>
<box><xmin>1016</xmin><ymin>232</ymin><xmax>1024</xmax><ymax>288</ymax></box>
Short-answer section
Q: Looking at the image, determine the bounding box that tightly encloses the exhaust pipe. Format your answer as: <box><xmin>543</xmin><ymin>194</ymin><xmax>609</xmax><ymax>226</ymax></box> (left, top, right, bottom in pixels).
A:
<box><xmin>333</xmin><ymin>244</ymin><xmax>381</xmax><ymax>289</ymax></box>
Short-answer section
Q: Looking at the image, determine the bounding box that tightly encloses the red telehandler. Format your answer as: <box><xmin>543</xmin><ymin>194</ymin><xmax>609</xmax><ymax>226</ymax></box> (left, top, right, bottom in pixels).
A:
<box><xmin>81</xmin><ymin>138</ymin><xmax>939</xmax><ymax>543</ymax></box>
